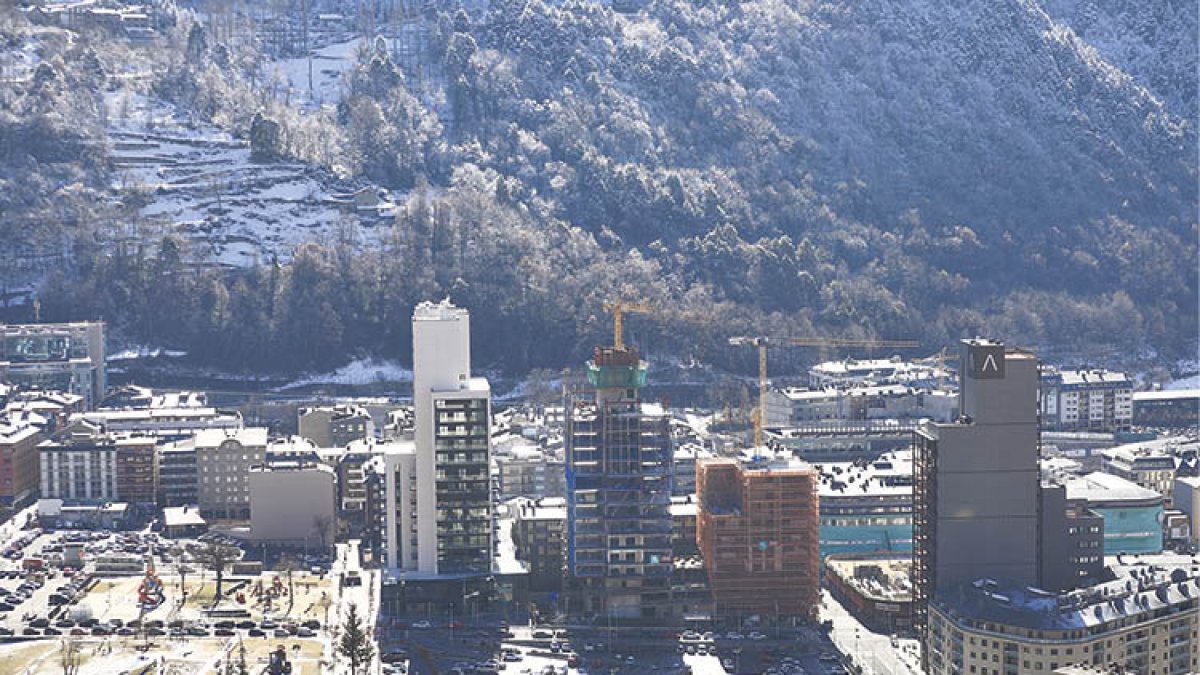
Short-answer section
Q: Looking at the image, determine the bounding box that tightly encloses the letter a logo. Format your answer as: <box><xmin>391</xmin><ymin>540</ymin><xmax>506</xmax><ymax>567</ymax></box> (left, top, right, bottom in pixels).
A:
<box><xmin>981</xmin><ymin>354</ymin><xmax>998</xmax><ymax>372</ymax></box>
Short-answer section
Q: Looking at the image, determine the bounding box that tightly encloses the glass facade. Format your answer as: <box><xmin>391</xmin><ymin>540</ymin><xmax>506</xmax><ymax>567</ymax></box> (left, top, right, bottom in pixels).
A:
<box><xmin>434</xmin><ymin>397</ymin><xmax>491</xmax><ymax>574</ymax></box>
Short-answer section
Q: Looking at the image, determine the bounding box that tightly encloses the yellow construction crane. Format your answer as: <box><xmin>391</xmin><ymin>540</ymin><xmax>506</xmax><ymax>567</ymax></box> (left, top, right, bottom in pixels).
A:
<box><xmin>603</xmin><ymin>300</ymin><xmax>653</xmax><ymax>350</ymax></box>
<box><xmin>727</xmin><ymin>335</ymin><xmax>920</xmax><ymax>448</ymax></box>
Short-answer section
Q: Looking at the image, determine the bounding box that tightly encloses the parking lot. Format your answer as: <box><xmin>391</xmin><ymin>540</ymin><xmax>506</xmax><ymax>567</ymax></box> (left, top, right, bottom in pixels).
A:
<box><xmin>0</xmin><ymin>525</ymin><xmax>340</xmax><ymax>674</ymax></box>
<box><xmin>376</xmin><ymin>618</ymin><xmax>855</xmax><ymax>675</ymax></box>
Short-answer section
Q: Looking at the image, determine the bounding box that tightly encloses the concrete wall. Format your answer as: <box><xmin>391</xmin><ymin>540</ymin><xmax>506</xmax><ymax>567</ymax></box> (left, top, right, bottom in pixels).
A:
<box><xmin>249</xmin><ymin>467</ymin><xmax>336</xmax><ymax>550</ymax></box>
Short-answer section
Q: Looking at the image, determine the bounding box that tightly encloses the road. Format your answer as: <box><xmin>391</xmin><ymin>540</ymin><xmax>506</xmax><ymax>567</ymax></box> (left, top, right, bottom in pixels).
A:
<box><xmin>328</xmin><ymin>539</ymin><xmax>382</xmax><ymax>674</ymax></box>
<box><xmin>820</xmin><ymin>589</ymin><xmax>920</xmax><ymax>675</ymax></box>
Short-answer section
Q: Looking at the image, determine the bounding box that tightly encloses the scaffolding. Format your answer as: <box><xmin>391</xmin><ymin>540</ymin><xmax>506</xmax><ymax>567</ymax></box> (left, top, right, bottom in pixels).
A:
<box><xmin>697</xmin><ymin>458</ymin><xmax>821</xmax><ymax>620</ymax></box>
<box><xmin>566</xmin><ymin>346</ymin><xmax>673</xmax><ymax>619</ymax></box>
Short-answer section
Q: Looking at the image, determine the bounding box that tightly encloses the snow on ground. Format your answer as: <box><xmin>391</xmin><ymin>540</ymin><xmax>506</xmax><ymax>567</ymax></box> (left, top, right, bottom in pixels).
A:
<box><xmin>270</xmin><ymin>37</ymin><xmax>365</xmax><ymax>107</ymax></box>
<box><xmin>108</xmin><ymin>345</ymin><xmax>188</xmax><ymax>361</ymax></box>
<box><xmin>1166</xmin><ymin>374</ymin><xmax>1200</xmax><ymax>391</ymax></box>
<box><xmin>105</xmin><ymin>91</ymin><xmax>390</xmax><ymax>266</ymax></box>
<box><xmin>279</xmin><ymin>357</ymin><xmax>413</xmax><ymax>390</ymax></box>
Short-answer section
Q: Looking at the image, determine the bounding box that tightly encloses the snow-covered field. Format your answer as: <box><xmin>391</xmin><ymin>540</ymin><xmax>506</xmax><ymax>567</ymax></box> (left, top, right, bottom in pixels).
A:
<box><xmin>279</xmin><ymin>357</ymin><xmax>414</xmax><ymax>390</ymax></box>
<box><xmin>106</xmin><ymin>92</ymin><xmax>389</xmax><ymax>266</ymax></box>
<box><xmin>270</xmin><ymin>37</ymin><xmax>364</xmax><ymax>107</ymax></box>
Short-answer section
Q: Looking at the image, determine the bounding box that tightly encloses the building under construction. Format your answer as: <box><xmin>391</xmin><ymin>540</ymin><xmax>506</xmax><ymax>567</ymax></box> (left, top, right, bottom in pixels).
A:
<box><xmin>565</xmin><ymin>346</ymin><xmax>674</xmax><ymax>619</ymax></box>
<box><xmin>696</xmin><ymin>457</ymin><xmax>821</xmax><ymax>620</ymax></box>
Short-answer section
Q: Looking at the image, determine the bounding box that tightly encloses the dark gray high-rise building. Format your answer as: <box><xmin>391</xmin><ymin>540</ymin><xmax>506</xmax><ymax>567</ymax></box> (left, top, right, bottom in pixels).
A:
<box><xmin>914</xmin><ymin>338</ymin><xmax>1119</xmax><ymax>675</ymax></box>
<box><xmin>913</xmin><ymin>339</ymin><xmax>1041</xmax><ymax>623</ymax></box>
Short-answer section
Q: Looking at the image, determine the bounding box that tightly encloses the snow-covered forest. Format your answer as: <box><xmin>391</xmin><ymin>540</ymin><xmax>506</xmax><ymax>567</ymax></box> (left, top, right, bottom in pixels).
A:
<box><xmin>1</xmin><ymin>0</ymin><xmax>1195</xmax><ymax>375</ymax></box>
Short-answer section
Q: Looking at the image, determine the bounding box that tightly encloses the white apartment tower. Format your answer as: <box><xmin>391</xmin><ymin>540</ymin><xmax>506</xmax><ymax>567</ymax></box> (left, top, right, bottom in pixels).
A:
<box><xmin>412</xmin><ymin>300</ymin><xmax>493</xmax><ymax>576</ymax></box>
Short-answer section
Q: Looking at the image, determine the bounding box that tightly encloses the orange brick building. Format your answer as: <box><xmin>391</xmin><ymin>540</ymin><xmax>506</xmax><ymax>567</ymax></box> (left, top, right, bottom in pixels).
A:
<box><xmin>697</xmin><ymin>457</ymin><xmax>820</xmax><ymax>619</ymax></box>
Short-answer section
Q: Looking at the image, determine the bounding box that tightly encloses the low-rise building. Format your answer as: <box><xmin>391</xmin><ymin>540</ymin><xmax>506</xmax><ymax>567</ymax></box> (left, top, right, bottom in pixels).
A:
<box><xmin>808</xmin><ymin>356</ymin><xmax>951</xmax><ymax>390</ymax></box>
<box><xmin>1173</xmin><ymin>476</ymin><xmax>1200</xmax><ymax>548</ymax></box>
<box><xmin>766</xmin><ymin>385</ymin><xmax>957</xmax><ymax>426</ymax></box>
<box><xmin>814</xmin><ymin>449</ymin><xmax>914</xmax><ymax>558</ymax></box>
<box><xmin>824</xmin><ymin>555</ymin><xmax>913</xmax><ymax>634</ymax></box>
<box><xmin>510</xmin><ymin>496</ymin><xmax>566</xmax><ymax>592</ymax></box>
<box><xmin>1064</xmin><ymin>472</ymin><xmax>1164</xmax><ymax>555</ymax></box>
<box><xmin>1040</xmin><ymin>367</ymin><xmax>1133</xmax><ymax>433</ymax></box>
<box><xmin>1132</xmin><ymin>389</ymin><xmax>1199</xmax><ymax>428</ymax></box>
<box><xmin>495</xmin><ymin>446</ymin><xmax>564</xmax><ymax>499</ymax></box>
<box><xmin>672</xmin><ymin>443</ymin><xmax>711</xmax><ymax>496</ymax></box>
<box><xmin>297</xmin><ymin>405</ymin><xmax>374</xmax><ymax>448</ymax></box>
<box><xmin>925</xmin><ymin>557</ymin><xmax>1200</xmax><ymax>675</ymax></box>
<box><xmin>248</xmin><ymin>460</ymin><xmax>337</xmax><ymax>551</ymax></box>
<box><xmin>0</xmin><ymin>409</ymin><xmax>46</xmax><ymax>507</ymax></box>
<box><xmin>1101</xmin><ymin>438</ymin><xmax>1190</xmax><ymax>505</ymax></box>
<box><xmin>670</xmin><ymin>495</ymin><xmax>698</xmax><ymax>557</ymax></box>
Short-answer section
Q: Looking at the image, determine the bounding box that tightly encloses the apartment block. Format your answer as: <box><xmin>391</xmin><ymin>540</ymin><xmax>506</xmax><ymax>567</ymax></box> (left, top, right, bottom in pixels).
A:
<box><xmin>0</xmin><ymin>322</ymin><xmax>105</xmax><ymax>409</ymax></box>
<box><xmin>1040</xmin><ymin>367</ymin><xmax>1132</xmax><ymax>432</ymax></box>
<box><xmin>193</xmin><ymin>427</ymin><xmax>268</xmax><ymax>520</ymax></box>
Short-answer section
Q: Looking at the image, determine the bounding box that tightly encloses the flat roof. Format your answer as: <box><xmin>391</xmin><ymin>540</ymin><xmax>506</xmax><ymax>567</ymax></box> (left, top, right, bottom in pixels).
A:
<box><xmin>1064</xmin><ymin>472</ymin><xmax>1163</xmax><ymax>505</ymax></box>
<box><xmin>162</xmin><ymin>506</ymin><xmax>206</xmax><ymax>528</ymax></box>
<box><xmin>1132</xmin><ymin>389</ymin><xmax>1199</xmax><ymax>402</ymax></box>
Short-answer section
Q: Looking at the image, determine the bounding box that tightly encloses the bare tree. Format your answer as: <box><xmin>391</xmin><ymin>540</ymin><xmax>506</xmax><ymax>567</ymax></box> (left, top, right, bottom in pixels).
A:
<box><xmin>60</xmin><ymin>637</ymin><xmax>82</xmax><ymax>675</ymax></box>
<box><xmin>313</xmin><ymin>514</ymin><xmax>333</xmax><ymax>551</ymax></box>
<box><xmin>187</xmin><ymin>541</ymin><xmax>241</xmax><ymax>604</ymax></box>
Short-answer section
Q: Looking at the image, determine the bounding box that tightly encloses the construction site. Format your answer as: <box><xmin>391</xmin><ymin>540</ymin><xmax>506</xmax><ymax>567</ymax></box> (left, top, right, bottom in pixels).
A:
<box><xmin>696</xmin><ymin>457</ymin><xmax>821</xmax><ymax>621</ymax></box>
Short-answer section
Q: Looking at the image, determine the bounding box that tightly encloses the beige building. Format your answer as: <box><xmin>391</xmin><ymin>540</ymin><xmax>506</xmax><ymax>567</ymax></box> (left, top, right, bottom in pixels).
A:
<box><xmin>194</xmin><ymin>428</ymin><xmax>268</xmax><ymax>520</ymax></box>
<box><xmin>925</xmin><ymin>560</ymin><xmax>1199</xmax><ymax>675</ymax></box>
<box><xmin>248</xmin><ymin>461</ymin><xmax>336</xmax><ymax>551</ymax></box>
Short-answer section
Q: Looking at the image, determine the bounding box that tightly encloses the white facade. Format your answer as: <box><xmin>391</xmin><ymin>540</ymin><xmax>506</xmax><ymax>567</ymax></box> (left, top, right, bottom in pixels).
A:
<box><xmin>39</xmin><ymin>444</ymin><xmax>118</xmax><ymax>501</ymax></box>
<box><xmin>411</xmin><ymin>300</ymin><xmax>493</xmax><ymax>576</ymax></box>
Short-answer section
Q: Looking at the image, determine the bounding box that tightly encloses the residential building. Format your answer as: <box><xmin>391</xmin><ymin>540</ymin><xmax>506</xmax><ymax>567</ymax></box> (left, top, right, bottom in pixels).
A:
<box><xmin>1174</xmin><ymin>476</ymin><xmax>1200</xmax><ymax>548</ymax></box>
<box><xmin>38</xmin><ymin>422</ymin><xmax>119</xmax><ymax>503</ymax></box>
<box><xmin>696</xmin><ymin>457</ymin><xmax>820</xmax><ymax>619</ymax></box>
<box><xmin>1132</xmin><ymin>389</ymin><xmax>1199</xmax><ymax>428</ymax></box>
<box><xmin>496</xmin><ymin>446</ymin><xmax>565</xmax><ymax>499</ymax></box>
<box><xmin>565</xmin><ymin>344</ymin><xmax>673</xmax><ymax>619</ymax></box>
<box><xmin>672</xmin><ymin>443</ymin><xmax>711</xmax><ymax>496</ymax></box>
<box><xmin>814</xmin><ymin>449</ymin><xmax>914</xmax><ymax>558</ymax></box>
<box><xmin>924</xmin><ymin>559</ymin><xmax>1199</xmax><ymax>675</ymax></box>
<box><xmin>0</xmin><ymin>322</ymin><xmax>105</xmax><ymax>409</ymax></box>
<box><xmin>411</xmin><ymin>300</ymin><xmax>493</xmax><ymax>577</ymax></box>
<box><xmin>765</xmin><ymin>385</ymin><xmax>957</xmax><ymax>426</ymax></box>
<box><xmin>157</xmin><ymin>440</ymin><xmax>197</xmax><ymax>508</ymax></box>
<box><xmin>338</xmin><ymin>438</ymin><xmax>407</xmax><ymax>516</ymax></box>
<box><xmin>1064</xmin><ymin>472</ymin><xmax>1164</xmax><ymax>555</ymax></box>
<box><xmin>297</xmin><ymin>405</ymin><xmax>374</xmax><ymax>448</ymax></box>
<box><xmin>808</xmin><ymin>356</ymin><xmax>951</xmax><ymax>389</ymax></box>
<box><xmin>361</xmin><ymin>441</ymin><xmax>418</xmax><ymax>572</ymax></box>
<box><xmin>193</xmin><ymin>427</ymin><xmax>268</xmax><ymax>520</ymax></box>
<box><xmin>248</xmin><ymin>460</ymin><xmax>337</xmax><ymax>551</ymax></box>
<box><xmin>1102</xmin><ymin>439</ymin><xmax>1185</xmax><ymax>505</ymax></box>
<box><xmin>669</xmin><ymin>495</ymin><xmax>698</xmax><ymax>558</ymax></box>
<box><xmin>78</xmin><ymin>391</ymin><xmax>242</xmax><ymax>438</ymax></box>
<box><xmin>511</xmin><ymin>496</ymin><xmax>566</xmax><ymax>592</ymax></box>
<box><xmin>0</xmin><ymin>410</ymin><xmax>46</xmax><ymax>507</ymax></box>
<box><xmin>1040</xmin><ymin>367</ymin><xmax>1133</xmax><ymax>432</ymax></box>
